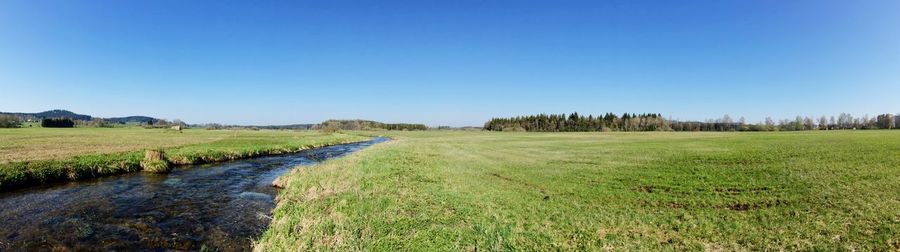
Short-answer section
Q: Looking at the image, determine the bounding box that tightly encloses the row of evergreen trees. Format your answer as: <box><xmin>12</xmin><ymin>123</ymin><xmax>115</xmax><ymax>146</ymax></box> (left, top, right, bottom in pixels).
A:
<box><xmin>41</xmin><ymin>118</ymin><xmax>75</xmax><ymax>128</ymax></box>
<box><xmin>484</xmin><ymin>113</ymin><xmax>670</xmax><ymax>132</ymax></box>
<box><xmin>484</xmin><ymin>113</ymin><xmax>899</xmax><ymax>132</ymax></box>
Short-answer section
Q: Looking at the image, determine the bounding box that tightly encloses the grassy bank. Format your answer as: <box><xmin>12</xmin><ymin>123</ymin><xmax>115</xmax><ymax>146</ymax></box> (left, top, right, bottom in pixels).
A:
<box><xmin>0</xmin><ymin>127</ymin><xmax>368</xmax><ymax>190</ymax></box>
<box><xmin>256</xmin><ymin>131</ymin><xmax>899</xmax><ymax>250</ymax></box>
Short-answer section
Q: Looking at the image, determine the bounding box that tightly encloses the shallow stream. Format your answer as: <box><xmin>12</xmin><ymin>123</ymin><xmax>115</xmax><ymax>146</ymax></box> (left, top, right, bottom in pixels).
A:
<box><xmin>0</xmin><ymin>137</ymin><xmax>387</xmax><ymax>251</ymax></box>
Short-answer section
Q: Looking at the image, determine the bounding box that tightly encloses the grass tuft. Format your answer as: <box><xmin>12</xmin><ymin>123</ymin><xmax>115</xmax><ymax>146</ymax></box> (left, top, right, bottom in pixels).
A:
<box><xmin>141</xmin><ymin>148</ymin><xmax>171</xmax><ymax>173</ymax></box>
<box><xmin>140</xmin><ymin>159</ymin><xmax>170</xmax><ymax>173</ymax></box>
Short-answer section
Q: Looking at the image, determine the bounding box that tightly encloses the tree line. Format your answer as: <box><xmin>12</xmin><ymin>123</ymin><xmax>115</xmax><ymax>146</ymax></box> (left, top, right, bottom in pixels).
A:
<box><xmin>485</xmin><ymin>113</ymin><xmax>899</xmax><ymax>132</ymax></box>
<box><xmin>314</xmin><ymin>119</ymin><xmax>427</xmax><ymax>132</ymax></box>
<box><xmin>484</xmin><ymin>113</ymin><xmax>670</xmax><ymax>132</ymax></box>
<box><xmin>0</xmin><ymin>115</ymin><xmax>21</xmax><ymax>128</ymax></box>
<box><xmin>671</xmin><ymin>113</ymin><xmax>897</xmax><ymax>131</ymax></box>
<box><xmin>0</xmin><ymin>116</ymin><xmax>189</xmax><ymax>129</ymax></box>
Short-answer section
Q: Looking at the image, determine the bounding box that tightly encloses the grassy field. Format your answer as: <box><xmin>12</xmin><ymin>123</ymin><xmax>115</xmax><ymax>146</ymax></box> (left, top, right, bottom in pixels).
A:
<box><xmin>0</xmin><ymin>127</ymin><xmax>367</xmax><ymax>190</ymax></box>
<box><xmin>256</xmin><ymin>131</ymin><xmax>899</xmax><ymax>251</ymax></box>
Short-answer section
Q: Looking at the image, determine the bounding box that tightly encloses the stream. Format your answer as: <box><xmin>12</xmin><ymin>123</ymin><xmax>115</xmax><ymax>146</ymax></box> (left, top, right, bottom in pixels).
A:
<box><xmin>0</xmin><ymin>137</ymin><xmax>387</xmax><ymax>251</ymax></box>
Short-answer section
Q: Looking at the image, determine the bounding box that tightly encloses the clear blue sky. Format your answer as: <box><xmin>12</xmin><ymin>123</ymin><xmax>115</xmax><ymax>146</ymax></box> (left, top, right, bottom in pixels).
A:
<box><xmin>1</xmin><ymin>1</ymin><xmax>898</xmax><ymax>126</ymax></box>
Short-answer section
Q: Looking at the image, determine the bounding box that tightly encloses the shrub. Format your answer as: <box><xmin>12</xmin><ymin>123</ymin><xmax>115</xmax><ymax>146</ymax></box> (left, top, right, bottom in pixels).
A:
<box><xmin>87</xmin><ymin>118</ymin><xmax>110</xmax><ymax>128</ymax></box>
<box><xmin>319</xmin><ymin>121</ymin><xmax>341</xmax><ymax>133</ymax></box>
<box><xmin>41</xmin><ymin>118</ymin><xmax>75</xmax><ymax>128</ymax></box>
<box><xmin>0</xmin><ymin>115</ymin><xmax>21</xmax><ymax>128</ymax></box>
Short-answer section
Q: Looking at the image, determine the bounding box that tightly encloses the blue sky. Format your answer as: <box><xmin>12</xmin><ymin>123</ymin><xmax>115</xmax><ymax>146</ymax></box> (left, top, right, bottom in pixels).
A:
<box><xmin>1</xmin><ymin>1</ymin><xmax>898</xmax><ymax>126</ymax></box>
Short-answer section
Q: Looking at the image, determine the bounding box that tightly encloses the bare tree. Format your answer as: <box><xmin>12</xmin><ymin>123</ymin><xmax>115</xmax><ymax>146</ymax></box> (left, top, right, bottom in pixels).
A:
<box><xmin>765</xmin><ymin>117</ymin><xmax>776</xmax><ymax>131</ymax></box>
<box><xmin>838</xmin><ymin>113</ymin><xmax>853</xmax><ymax>129</ymax></box>
<box><xmin>172</xmin><ymin>119</ymin><xmax>187</xmax><ymax>127</ymax></box>
<box><xmin>859</xmin><ymin>115</ymin><xmax>866</xmax><ymax>128</ymax></box>
<box><xmin>90</xmin><ymin>118</ymin><xmax>108</xmax><ymax>127</ymax></box>
<box><xmin>721</xmin><ymin>114</ymin><xmax>733</xmax><ymax>131</ymax></box>
<box><xmin>876</xmin><ymin>114</ymin><xmax>895</xmax><ymax>129</ymax></box>
<box><xmin>739</xmin><ymin>116</ymin><xmax>748</xmax><ymax>131</ymax></box>
<box><xmin>818</xmin><ymin>116</ymin><xmax>828</xmax><ymax>130</ymax></box>
<box><xmin>803</xmin><ymin>117</ymin><xmax>815</xmax><ymax>130</ymax></box>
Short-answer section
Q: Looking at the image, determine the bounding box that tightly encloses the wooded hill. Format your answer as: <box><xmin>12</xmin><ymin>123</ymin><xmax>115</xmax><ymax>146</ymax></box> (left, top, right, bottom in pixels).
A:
<box><xmin>0</xmin><ymin>109</ymin><xmax>92</xmax><ymax>121</ymax></box>
<box><xmin>0</xmin><ymin>109</ymin><xmax>159</xmax><ymax>124</ymax></box>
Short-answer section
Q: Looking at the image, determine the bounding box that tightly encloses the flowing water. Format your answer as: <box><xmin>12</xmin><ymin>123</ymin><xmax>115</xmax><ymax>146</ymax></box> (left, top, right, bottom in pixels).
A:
<box><xmin>0</xmin><ymin>138</ymin><xmax>387</xmax><ymax>251</ymax></box>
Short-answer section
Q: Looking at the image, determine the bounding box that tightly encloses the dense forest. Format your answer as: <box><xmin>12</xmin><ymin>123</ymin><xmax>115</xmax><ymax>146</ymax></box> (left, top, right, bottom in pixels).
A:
<box><xmin>484</xmin><ymin>113</ymin><xmax>668</xmax><ymax>132</ymax></box>
<box><xmin>485</xmin><ymin>113</ymin><xmax>899</xmax><ymax>132</ymax></box>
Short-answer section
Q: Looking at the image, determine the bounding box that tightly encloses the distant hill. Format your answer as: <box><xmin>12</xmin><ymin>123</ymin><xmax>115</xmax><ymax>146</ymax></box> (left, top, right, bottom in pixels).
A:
<box><xmin>0</xmin><ymin>109</ymin><xmax>92</xmax><ymax>121</ymax></box>
<box><xmin>32</xmin><ymin>110</ymin><xmax>93</xmax><ymax>121</ymax></box>
<box><xmin>0</xmin><ymin>109</ymin><xmax>158</xmax><ymax>124</ymax></box>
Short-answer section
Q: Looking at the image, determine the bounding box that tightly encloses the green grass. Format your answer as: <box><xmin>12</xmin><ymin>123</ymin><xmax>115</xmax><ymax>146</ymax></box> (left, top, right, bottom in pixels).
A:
<box><xmin>19</xmin><ymin>122</ymin><xmax>41</xmax><ymax>128</ymax></box>
<box><xmin>0</xmin><ymin>127</ymin><xmax>368</xmax><ymax>190</ymax></box>
<box><xmin>256</xmin><ymin>131</ymin><xmax>899</xmax><ymax>251</ymax></box>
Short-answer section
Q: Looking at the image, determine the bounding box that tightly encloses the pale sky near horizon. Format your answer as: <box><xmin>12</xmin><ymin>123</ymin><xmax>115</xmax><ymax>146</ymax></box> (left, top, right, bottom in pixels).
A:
<box><xmin>1</xmin><ymin>1</ymin><xmax>898</xmax><ymax>126</ymax></box>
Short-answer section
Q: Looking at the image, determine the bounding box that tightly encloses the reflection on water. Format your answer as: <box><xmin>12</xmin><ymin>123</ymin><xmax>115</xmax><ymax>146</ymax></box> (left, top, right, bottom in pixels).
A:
<box><xmin>0</xmin><ymin>138</ymin><xmax>387</xmax><ymax>251</ymax></box>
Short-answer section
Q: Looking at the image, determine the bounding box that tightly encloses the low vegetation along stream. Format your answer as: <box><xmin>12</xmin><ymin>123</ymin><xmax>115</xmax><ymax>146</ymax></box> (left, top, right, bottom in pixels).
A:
<box><xmin>0</xmin><ymin>137</ymin><xmax>387</xmax><ymax>250</ymax></box>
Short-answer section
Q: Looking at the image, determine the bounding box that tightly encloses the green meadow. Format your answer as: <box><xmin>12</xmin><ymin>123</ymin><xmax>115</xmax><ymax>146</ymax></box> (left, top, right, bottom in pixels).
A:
<box><xmin>0</xmin><ymin>127</ymin><xmax>367</xmax><ymax>190</ymax></box>
<box><xmin>257</xmin><ymin>131</ymin><xmax>899</xmax><ymax>251</ymax></box>
<box><xmin>2</xmin><ymin>127</ymin><xmax>897</xmax><ymax>250</ymax></box>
